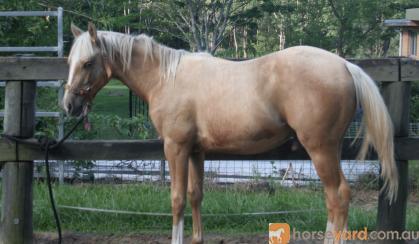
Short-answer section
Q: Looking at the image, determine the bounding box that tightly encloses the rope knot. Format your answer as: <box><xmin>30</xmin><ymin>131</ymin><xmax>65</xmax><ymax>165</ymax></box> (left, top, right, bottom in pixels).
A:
<box><xmin>36</xmin><ymin>136</ymin><xmax>58</xmax><ymax>150</ymax></box>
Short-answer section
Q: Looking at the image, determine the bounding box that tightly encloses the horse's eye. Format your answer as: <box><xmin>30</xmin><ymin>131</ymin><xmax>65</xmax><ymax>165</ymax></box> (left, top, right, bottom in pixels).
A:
<box><xmin>83</xmin><ymin>61</ymin><xmax>92</xmax><ymax>68</ymax></box>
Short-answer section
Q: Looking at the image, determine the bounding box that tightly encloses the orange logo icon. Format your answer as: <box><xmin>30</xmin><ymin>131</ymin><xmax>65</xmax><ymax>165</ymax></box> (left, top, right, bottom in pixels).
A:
<box><xmin>269</xmin><ymin>223</ymin><xmax>290</xmax><ymax>244</ymax></box>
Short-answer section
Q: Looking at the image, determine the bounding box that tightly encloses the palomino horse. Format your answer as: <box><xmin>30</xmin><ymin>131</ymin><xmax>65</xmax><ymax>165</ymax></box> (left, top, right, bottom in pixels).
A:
<box><xmin>63</xmin><ymin>23</ymin><xmax>398</xmax><ymax>244</ymax></box>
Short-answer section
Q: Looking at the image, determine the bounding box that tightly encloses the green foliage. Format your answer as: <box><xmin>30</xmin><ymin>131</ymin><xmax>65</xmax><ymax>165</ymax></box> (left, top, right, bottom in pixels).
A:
<box><xmin>0</xmin><ymin>1</ymin><xmax>56</xmax><ymax>52</ymax></box>
<box><xmin>1</xmin><ymin>0</ymin><xmax>419</xmax><ymax>57</ymax></box>
<box><xmin>409</xmin><ymin>161</ymin><xmax>419</xmax><ymax>192</ymax></box>
<box><xmin>214</xmin><ymin>0</ymin><xmax>419</xmax><ymax>58</ymax></box>
<box><xmin>37</xmin><ymin>87</ymin><xmax>59</xmax><ymax>111</ymax></box>
<box><xmin>60</xmin><ymin>113</ymin><xmax>156</xmax><ymax>140</ymax></box>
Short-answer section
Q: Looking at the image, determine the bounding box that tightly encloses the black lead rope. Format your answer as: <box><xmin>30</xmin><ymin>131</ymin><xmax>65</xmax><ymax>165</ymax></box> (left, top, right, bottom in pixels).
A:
<box><xmin>1</xmin><ymin>116</ymin><xmax>85</xmax><ymax>244</ymax></box>
<box><xmin>44</xmin><ymin>140</ymin><xmax>62</xmax><ymax>244</ymax></box>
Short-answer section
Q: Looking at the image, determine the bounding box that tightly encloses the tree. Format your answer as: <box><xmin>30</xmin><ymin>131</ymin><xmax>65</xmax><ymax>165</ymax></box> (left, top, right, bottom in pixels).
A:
<box><xmin>326</xmin><ymin>0</ymin><xmax>418</xmax><ymax>57</ymax></box>
<box><xmin>3</xmin><ymin>0</ymin><xmax>419</xmax><ymax>58</ymax></box>
<box><xmin>185</xmin><ymin>0</ymin><xmax>233</xmax><ymax>52</ymax></box>
<box><xmin>140</xmin><ymin>0</ymin><xmax>248</xmax><ymax>54</ymax></box>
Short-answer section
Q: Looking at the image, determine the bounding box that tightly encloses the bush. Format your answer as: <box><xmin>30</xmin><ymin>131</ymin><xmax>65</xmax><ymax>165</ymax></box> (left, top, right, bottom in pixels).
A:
<box><xmin>35</xmin><ymin>113</ymin><xmax>157</xmax><ymax>140</ymax></box>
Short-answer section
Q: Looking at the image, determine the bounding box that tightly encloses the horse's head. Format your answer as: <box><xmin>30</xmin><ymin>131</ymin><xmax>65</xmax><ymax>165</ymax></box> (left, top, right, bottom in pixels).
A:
<box><xmin>62</xmin><ymin>22</ymin><xmax>112</xmax><ymax>117</ymax></box>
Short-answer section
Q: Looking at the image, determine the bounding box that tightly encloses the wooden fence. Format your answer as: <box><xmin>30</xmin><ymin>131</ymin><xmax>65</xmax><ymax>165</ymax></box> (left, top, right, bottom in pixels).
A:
<box><xmin>0</xmin><ymin>56</ymin><xmax>418</xmax><ymax>244</ymax></box>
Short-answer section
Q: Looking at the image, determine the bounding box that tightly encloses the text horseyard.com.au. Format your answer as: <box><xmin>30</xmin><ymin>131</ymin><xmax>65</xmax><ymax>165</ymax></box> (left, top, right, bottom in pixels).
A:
<box><xmin>269</xmin><ymin>223</ymin><xmax>419</xmax><ymax>243</ymax></box>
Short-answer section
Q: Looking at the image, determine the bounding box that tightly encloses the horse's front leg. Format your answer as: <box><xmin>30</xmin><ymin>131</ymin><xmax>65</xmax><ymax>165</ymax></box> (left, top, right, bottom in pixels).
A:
<box><xmin>188</xmin><ymin>151</ymin><xmax>205</xmax><ymax>244</ymax></box>
<box><xmin>164</xmin><ymin>139</ymin><xmax>190</xmax><ymax>244</ymax></box>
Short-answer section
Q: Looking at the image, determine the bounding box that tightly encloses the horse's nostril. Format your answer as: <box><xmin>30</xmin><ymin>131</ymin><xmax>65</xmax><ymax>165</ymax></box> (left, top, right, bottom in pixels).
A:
<box><xmin>67</xmin><ymin>103</ymin><xmax>73</xmax><ymax>113</ymax></box>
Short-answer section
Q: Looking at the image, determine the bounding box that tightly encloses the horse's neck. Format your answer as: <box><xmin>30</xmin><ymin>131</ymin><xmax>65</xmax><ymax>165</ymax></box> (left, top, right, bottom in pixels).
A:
<box><xmin>111</xmin><ymin>43</ymin><xmax>164</xmax><ymax>103</ymax></box>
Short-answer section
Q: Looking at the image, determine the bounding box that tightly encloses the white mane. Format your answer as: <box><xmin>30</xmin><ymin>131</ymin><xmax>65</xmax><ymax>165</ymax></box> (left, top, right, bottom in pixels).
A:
<box><xmin>68</xmin><ymin>31</ymin><xmax>188</xmax><ymax>80</ymax></box>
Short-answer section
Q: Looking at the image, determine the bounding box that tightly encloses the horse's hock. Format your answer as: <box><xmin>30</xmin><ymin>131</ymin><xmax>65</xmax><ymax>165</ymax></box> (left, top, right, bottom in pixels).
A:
<box><xmin>0</xmin><ymin>57</ymin><xmax>418</xmax><ymax>244</ymax></box>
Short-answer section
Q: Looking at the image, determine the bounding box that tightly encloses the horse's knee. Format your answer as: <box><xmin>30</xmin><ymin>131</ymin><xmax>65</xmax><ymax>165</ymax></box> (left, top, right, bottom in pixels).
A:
<box><xmin>324</xmin><ymin>189</ymin><xmax>340</xmax><ymax>211</ymax></box>
<box><xmin>338</xmin><ymin>180</ymin><xmax>351</xmax><ymax>208</ymax></box>
<box><xmin>324</xmin><ymin>182</ymin><xmax>350</xmax><ymax>212</ymax></box>
<box><xmin>172</xmin><ymin>192</ymin><xmax>186</xmax><ymax>216</ymax></box>
<box><xmin>188</xmin><ymin>186</ymin><xmax>203</xmax><ymax>207</ymax></box>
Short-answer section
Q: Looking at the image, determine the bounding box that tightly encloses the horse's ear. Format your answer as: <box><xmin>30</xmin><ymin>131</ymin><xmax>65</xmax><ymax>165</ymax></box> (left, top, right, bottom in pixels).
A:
<box><xmin>71</xmin><ymin>23</ymin><xmax>83</xmax><ymax>37</ymax></box>
<box><xmin>88</xmin><ymin>22</ymin><xmax>97</xmax><ymax>44</ymax></box>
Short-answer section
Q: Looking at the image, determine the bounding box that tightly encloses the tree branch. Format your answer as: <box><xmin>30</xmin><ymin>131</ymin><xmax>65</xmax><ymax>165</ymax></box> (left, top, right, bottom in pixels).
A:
<box><xmin>186</xmin><ymin>0</ymin><xmax>204</xmax><ymax>51</ymax></box>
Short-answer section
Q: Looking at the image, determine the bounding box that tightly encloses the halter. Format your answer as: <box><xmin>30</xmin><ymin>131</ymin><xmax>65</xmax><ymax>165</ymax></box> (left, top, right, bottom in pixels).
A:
<box><xmin>65</xmin><ymin>53</ymin><xmax>111</xmax><ymax>102</ymax></box>
<box><xmin>64</xmin><ymin>83</ymin><xmax>92</xmax><ymax>97</ymax></box>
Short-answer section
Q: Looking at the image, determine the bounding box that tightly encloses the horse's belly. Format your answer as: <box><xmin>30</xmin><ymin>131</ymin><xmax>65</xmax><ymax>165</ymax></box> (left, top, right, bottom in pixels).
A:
<box><xmin>198</xmin><ymin>123</ymin><xmax>292</xmax><ymax>154</ymax></box>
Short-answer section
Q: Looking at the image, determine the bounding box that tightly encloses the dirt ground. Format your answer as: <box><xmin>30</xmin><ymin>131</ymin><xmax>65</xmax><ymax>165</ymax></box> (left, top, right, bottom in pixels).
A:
<box><xmin>34</xmin><ymin>232</ymin><xmax>419</xmax><ymax>244</ymax></box>
<box><xmin>35</xmin><ymin>232</ymin><xmax>270</xmax><ymax>244</ymax></box>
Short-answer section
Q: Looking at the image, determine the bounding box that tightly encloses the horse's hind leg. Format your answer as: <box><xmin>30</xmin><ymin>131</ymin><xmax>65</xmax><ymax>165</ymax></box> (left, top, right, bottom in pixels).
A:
<box><xmin>302</xmin><ymin>140</ymin><xmax>351</xmax><ymax>244</ymax></box>
<box><xmin>188</xmin><ymin>151</ymin><xmax>204</xmax><ymax>244</ymax></box>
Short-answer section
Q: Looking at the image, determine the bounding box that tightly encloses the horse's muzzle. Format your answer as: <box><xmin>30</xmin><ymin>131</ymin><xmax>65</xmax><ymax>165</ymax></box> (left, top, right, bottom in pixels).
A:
<box><xmin>62</xmin><ymin>93</ymin><xmax>85</xmax><ymax>117</ymax></box>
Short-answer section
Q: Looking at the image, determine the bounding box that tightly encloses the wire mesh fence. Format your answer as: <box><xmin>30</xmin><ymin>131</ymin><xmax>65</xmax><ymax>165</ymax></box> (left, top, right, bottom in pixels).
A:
<box><xmin>35</xmin><ymin>159</ymin><xmax>381</xmax><ymax>188</ymax></box>
<box><xmin>31</xmin><ymin>120</ymin><xmax>418</xmax><ymax>189</ymax></box>
<box><xmin>19</xmin><ymin>89</ymin><xmax>413</xmax><ymax>189</ymax></box>
<box><xmin>410</xmin><ymin>120</ymin><xmax>419</xmax><ymax>136</ymax></box>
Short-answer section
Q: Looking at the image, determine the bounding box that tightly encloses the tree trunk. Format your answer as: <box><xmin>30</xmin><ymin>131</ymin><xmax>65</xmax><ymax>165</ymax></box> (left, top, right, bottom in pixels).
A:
<box><xmin>242</xmin><ymin>28</ymin><xmax>247</xmax><ymax>58</ymax></box>
<box><xmin>279</xmin><ymin>24</ymin><xmax>286</xmax><ymax>51</ymax></box>
<box><xmin>233</xmin><ymin>26</ymin><xmax>239</xmax><ymax>58</ymax></box>
<box><xmin>381</xmin><ymin>39</ymin><xmax>390</xmax><ymax>57</ymax></box>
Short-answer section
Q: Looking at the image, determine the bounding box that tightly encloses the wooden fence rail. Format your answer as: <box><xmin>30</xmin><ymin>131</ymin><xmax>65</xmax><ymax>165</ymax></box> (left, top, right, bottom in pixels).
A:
<box><xmin>0</xmin><ymin>56</ymin><xmax>418</xmax><ymax>244</ymax></box>
<box><xmin>0</xmin><ymin>57</ymin><xmax>419</xmax><ymax>81</ymax></box>
<box><xmin>0</xmin><ymin>138</ymin><xmax>418</xmax><ymax>161</ymax></box>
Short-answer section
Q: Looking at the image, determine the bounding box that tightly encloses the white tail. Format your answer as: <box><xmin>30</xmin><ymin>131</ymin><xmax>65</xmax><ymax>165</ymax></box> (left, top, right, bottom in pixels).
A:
<box><xmin>345</xmin><ymin>62</ymin><xmax>398</xmax><ymax>202</ymax></box>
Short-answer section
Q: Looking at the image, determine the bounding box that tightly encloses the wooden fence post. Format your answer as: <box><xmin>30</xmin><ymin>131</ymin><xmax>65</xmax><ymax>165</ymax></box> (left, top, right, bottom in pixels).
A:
<box><xmin>377</xmin><ymin>80</ymin><xmax>411</xmax><ymax>243</ymax></box>
<box><xmin>0</xmin><ymin>81</ymin><xmax>36</xmax><ymax>244</ymax></box>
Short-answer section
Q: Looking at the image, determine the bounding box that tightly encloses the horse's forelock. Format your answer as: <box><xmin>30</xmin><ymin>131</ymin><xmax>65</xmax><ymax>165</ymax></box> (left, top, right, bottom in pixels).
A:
<box><xmin>68</xmin><ymin>32</ymin><xmax>95</xmax><ymax>65</ymax></box>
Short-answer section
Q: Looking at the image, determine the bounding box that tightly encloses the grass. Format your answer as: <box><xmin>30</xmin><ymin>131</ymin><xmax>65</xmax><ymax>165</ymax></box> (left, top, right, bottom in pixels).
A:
<box><xmin>93</xmin><ymin>80</ymin><xmax>130</xmax><ymax>118</ymax></box>
<box><xmin>30</xmin><ymin>183</ymin><xmax>418</xmax><ymax>235</ymax></box>
<box><xmin>2</xmin><ymin>81</ymin><xmax>130</xmax><ymax>116</ymax></box>
<box><xmin>410</xmin><ymin>161</ymin><xmax>419</xmax><ymax>190</ymax></box>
